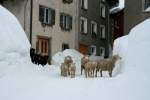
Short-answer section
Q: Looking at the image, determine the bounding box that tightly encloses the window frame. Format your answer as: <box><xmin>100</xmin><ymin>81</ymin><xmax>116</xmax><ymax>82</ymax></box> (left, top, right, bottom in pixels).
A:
<box><xmin>39</xmin><ymin>5</ymin><xmax>55</xmax><ymax>26</ymax></box>
<box><xmin>100</xmin><ymin>25</ymin><xmax>106</xmax><ymax>39</ymax></box>
<box><xmin>90</xmin><ymin>45</ymin><xmax>97</xmax><ymax>56</ymax></box>
<box><xmin>99</xmin><ymin>47</ymin><xmax>105</xmax><ymax>57</ymax></box>
<box><xmin>60</xmin><ymin>13</ymin><xmax>72</xmax><ymax>31</ymax></box>
<box><xmin>100</xmin><ymin>3</ymin><xmax>106</xmax><ymax>18</ymax></box>
<box><xmin>91</xmin><ymin>21</ymin><xmax>97</xmax><ymax>38</ymax></box>
<box><xmin>80</xmin><ymin>17</ymin><xmax>88</xmax><ymax>34</ymax></box>
<box><xmin>81</xmin><ymin>0</ymin><xmax>88</xmax><ymax>10</ymax></box>
<box><xmin>62</xmin><ymin>43</ymin><xmax>69</xmax><ymax>51</ymax></box>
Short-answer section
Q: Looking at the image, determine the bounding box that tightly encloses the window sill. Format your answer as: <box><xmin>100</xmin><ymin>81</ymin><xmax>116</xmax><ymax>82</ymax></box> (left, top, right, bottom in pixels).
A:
<box><xmin>81</xmin><ymin>7</ymin><xmax>88</xmax><ymax>11</ymax></box>
<box><xmin>143</xmin><ymin>7</ymin><xmax>150</xmax><ymax>13</ymax></box>
<box><xmin>100</xmin><ymin>37</ymin><xmax>106</xmax><ymax>40</ymax></box>
<box><xmin>41</xmin><ymin>22</ymin><xmax>54</xmax><ymax>27</ymax></box>
<box><xmin>101</xmin><ymin>16</ymin><xmax>106</xmax><ymax>19</ymax></box>
<box><xmin>143</xmin><ymin>10</ymin><xmax>150</xmax><ymax>13</ymax></box>
<box><xmin>80</xmin><ymin>32</ymin><xmax>88</xmax><ymax>35</ymax></box>
<box><xmin>60</xmin><ymin>27</ymin><xmax>72</xmax><ymax>32</ymax></box>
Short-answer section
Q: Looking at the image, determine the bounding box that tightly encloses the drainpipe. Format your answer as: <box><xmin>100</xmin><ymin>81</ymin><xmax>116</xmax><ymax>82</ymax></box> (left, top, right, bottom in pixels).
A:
<box><xmin>30</xmin><ymin>0</ymin><xmax>33</xmax><ymax>45</ymax></box>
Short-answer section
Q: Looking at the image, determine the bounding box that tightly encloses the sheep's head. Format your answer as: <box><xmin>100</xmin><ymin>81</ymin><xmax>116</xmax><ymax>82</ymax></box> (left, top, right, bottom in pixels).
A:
<box><xmin>82</xmin><ymin>55</ymin><xmax>90</xmax><ymax>64</ymax></box>
<box><xmin>64</xmin><ymin>56</ymin><xmax>73</xmax><ymax>64</ymax></box>
<box><xmin>113</xmin><ymin>55</ymin><xmax>122</xmax><ymax>61</ymax></box>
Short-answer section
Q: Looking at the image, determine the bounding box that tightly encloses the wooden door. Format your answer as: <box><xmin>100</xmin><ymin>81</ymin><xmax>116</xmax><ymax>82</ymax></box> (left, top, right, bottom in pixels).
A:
<box><xmin>79</xmin><ymin>44</ymin><xmax>88</xmax><ymax>55</ymax></box>
<box><xmin>37</xmin><ymin>36</ymin><xmax>49</xmax><ymax>56</ymax></box>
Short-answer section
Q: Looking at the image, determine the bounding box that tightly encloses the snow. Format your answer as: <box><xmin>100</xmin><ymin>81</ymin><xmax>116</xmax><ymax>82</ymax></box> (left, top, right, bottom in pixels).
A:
<box><xmin>110</xmin><ymin>0</ymin><xmax>124</xmax><ymax>13</ymax></box>
<box><xmin>145</xmin><ymin>7</ymin><xmax>150</xmax><ymax>12</ymax></box>
<box><xmin>0</xmin><ymin>4</ymin><xmax>150</xmax><ymax>100</ymax></box>
<box><xmin>52</xmin><ymin>49</ymin><xmax>83</xmax><ymax>69</ymax></box>
<box><xmin>0</xmin><ymin>5</ymin><xmax>30</xmax><ymax>55</ymax></box>
<box><xmin>112</xmin><ymin>19</ymin><xmax>150</xmax><ymax>100</ymax></box>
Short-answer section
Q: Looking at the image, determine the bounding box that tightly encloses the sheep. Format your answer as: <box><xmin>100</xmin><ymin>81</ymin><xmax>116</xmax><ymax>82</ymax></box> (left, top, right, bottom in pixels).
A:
<box><xmin>64</xmin><ymin>56</ymin><xmax>73</xmax><ymax>75</ymax></box>
<box><xmin>60</xmin><ymin>63</ymin><xmax>68</xmax><ymax>77</ymax></box>
<box><xmin>64</xmin><ymin>56</ymin><xmax>73</xmax><ymax>65</ymax></box>
<box><xmin>68</xmin><ymin>63</ymin><xmax>76</xmax><ymax>78</ymax></box>
<box><xmin>84</xmin><ymin>61</ymin><xmax>97</xmax><ymax>78</ymax></box>
<box><xmin>95</xmin><ymin>55</ymin><xmax>121</xmax><ymax>77</ymax></box>
<box><xmin>81</xmin><ymin>55</ymin><xmax>89</xmax><ymax>75</ymax></box>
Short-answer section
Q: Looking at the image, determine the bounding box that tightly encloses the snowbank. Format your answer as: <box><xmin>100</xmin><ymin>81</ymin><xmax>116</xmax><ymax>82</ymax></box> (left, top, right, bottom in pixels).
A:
<box><xmin>110</xmin><ymin>0</ymin><xmax>124</xmax><ymax>13</ymax></box>
<box><xmin>113</xmin><ymin>18</ymin><xmax>150</xmax><ymax>75</ymax></box>
<box><xmin>52</xmin><ymin>49</ymin><xmax>83</xmax><ymax>69</ymax></box>
<box><xmin>0</xmin><ymin>5</ymin><xmax>30</xmax><ymax>56</ymax></box>
<box><xmin>0</xmin><ymin>5</ymin><xmax>31</xmax><ymax>78</ymax></box>
<box><xmin>126</xmin><ymin>19</ymin><xmax>150</xmax><ymax>70</ymax></box>
<box><xmin>113</xmin><ymin>35</ymin><xmax>128</xmax><ymax>76</ymax></box>
<box><xmin>145</xmin><ymin>7</ymin><xmax>150</xmax><ymax>12</ymax></box>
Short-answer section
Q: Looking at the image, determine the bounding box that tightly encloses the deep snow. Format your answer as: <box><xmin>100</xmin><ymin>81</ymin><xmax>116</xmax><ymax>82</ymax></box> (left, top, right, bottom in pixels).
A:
<box><xmin>0</xmin><ymin>5</ymin><xmax>30</xmax><ymax>55</ymax></box>
<box><xmin>0</xmin><ymin>4</ymin><xmax>150</xmax><ymax>100</ymax></box>
<box><xmin>52</xmin><ymin>49</ymin><xmax>83</xmax><ymax>69</ymax></box>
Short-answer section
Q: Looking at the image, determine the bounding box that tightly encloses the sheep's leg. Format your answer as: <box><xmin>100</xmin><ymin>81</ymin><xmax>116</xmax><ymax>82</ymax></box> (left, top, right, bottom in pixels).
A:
<box><xmin>95</xmin><ymin>70</ymin><xmax>97</xmax><ymax>77</ymax></box>
<box><xmin>85</xmin><ymin>70</ymin><xmax>87</xmax><ymax>78</ymax></box>
<box><xmin>95</xmin><ymin>68</ymin><xmax>99</xmax><ymax>77</ymax></box>
<box><xmin>88</xmin><ymin>70</ymin><xmax>90</xmax><ymax>77</ymax></box>
<box><xmin>81</xmin><ymin>67</ymin><xmax>83</xmax><ymax>75</ymax></box>
<box><xmin>61</xmin><ymin>70</ymin><xmax>62</xmax><ymax>76</ymax></box>
<box><xmin>93</xmin><ymin>70</ymin><xmax>95</xmax><ymax>77</ymax></box>
<box><xmin>109</xmin><ymin>71</ymin><xmax>112</xmax><ymax>77</ymax></box>
<box><xmin>100</xmin><ymin>70</ymin><xmax>103</xmax><ymax>77</ymax></box>
<box><xmin>92</xmin><ymin>70</ymin><xmax>94</xmax><ymax>77</ymax></box>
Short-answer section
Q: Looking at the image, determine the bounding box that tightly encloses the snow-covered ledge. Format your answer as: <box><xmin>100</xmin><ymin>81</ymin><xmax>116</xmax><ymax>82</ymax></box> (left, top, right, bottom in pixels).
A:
<box><xmin>110</xmin><ymin>0</ymin><xmax>124</xmax><ymax>14</ymax></box>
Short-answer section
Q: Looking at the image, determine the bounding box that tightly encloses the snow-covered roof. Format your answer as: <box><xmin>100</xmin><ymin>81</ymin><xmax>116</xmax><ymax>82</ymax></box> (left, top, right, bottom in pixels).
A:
<box><xmin>145</xmin><ymin>7</ymin><xmax>150</xmax><ymax>12</ymax></box>
<box><xmin>110</xmin><ymin>0</ymin><xmax>124</xmax><ymax>14</ymax></box>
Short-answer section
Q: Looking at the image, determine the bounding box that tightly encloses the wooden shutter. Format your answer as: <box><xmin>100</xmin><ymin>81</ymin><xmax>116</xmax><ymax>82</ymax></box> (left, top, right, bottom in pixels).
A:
<box><xmin>39</xmin><ymin>6</ymin><xmax>45</xmax><ymax>22</ymax></box>
<box><xmin>69</xmin><ymin>16</ymin><xmax>72</xmax><ymax>30</ymax></box>
<box><xmin>51</xmin><ymin>9</ymin><xmax>55</xmax><ymax>25</ymax></box>
<box><xmin>60</xmin><ymin>14</ymin><xmax>64</xmax><ymax>29</ymax></box>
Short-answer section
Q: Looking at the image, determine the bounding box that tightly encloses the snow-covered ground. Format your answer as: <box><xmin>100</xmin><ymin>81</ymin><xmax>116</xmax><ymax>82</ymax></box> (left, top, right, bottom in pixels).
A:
<box><xmin>0</xmin><ymin>5</ymin><xmax>150</xmax><ymax>100</ymax></box>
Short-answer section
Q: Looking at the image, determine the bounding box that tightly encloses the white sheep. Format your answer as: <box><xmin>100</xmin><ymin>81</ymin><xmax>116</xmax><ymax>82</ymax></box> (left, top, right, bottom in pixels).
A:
<box><xmin>95</xmin><ymin>55</ymin><xmax>121</xmax><ymax>77</ymax></box>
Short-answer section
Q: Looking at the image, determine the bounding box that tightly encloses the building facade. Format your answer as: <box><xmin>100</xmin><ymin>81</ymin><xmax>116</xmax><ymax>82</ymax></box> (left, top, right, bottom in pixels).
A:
<box><xmin>124</xmin><ymin>0</ymin><xmax>150</xmax><ymax>34</ymax></box>
<box><xmin>2</xmin><ymin>0</ymin><xmax>78</xmax><ymax>62</ymax></box>
<box><xmin>1</xmin><ymin>0</ymin><xmax>111</xmax><ymax>60</ymax></box>
<box><xmin>78</xmin><ymin>0</ymin><xmax>110</xmax><ymax>58</ymax></box>
<box><xmin>110</xmin><ymin>10</ymin><xmax>124</xmax><ymax>41</ymax></box>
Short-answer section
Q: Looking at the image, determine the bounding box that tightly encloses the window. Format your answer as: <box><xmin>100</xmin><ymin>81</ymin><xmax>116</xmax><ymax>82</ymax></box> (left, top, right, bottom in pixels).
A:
<box><xmin>60</xmin><ymin>13</ymin><xmax>72</xmax><ymax>31</ymax></box>
<box><xmin>101</xmin><ymin>0</ymin><xmax>105</xmax><ymax>2</ymax></box>
<box><xmin>62</xmin><ymin>43</ymin><xmax>69</xmax><ymax>51</ymax></box>
<box><xmin>91</xmin><ymin>21</ymin><xmax>97</xmax><ymax>38</ymax></box>
<box><xmin>99</xmin><ymin>47</ymin><xmax>105</xmax><ymax>57</ymax></box>
<box><xmin>39</xmin><ymin>5</ymin><xmax>55</xmax><ymax>26</ymax></box>
<box><xmin>80</xmin><ymin>17</ymin><xmax>88</xmax><ymax>34</ymax></box>
<box><xmin>62</xmin><ymin>0</ymin><xmax>73</xmax><ymax>4</ymax></box>
<box><xmin>100</xmin><ymin>25</ymin><xmax>105</xmax><ymax>39</ymax></box>
<box><xmin>144</xmin><ymin>0</ymin><xmax>150</xmax><ymax>10</ymax></box>
<box><xmin>81</xmin><ymin>0</ymin><xmax>88</xmax><ymax>10</ymax></box>
<box><xmin>100</xmin><ymin>4</ymin><xmax>106</xmax><ymax>18</ymax></box>
<box><xmin>90</xmin><ymin>45</ymin><xmax>96</xmax><ymax>56</ymax></box>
